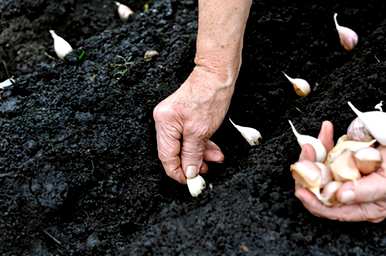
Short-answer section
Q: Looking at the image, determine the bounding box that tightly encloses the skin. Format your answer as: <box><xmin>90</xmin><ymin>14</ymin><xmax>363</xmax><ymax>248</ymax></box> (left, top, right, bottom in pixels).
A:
<box><xmin>153</xmin><ymin>0</ymin><xmax>252</xmax><ymax>183</ymax></box>
<box><xmin>295</xmin><ymin>121</ymin><xmax>386</xmax><ymax>222</ymax></box>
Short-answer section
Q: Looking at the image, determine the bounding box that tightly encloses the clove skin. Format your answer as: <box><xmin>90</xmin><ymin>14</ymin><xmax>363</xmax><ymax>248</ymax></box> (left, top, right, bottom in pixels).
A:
<box><xmin>333</xmin><ymin>13</ymin><xmax>358</xmax><ymax>51</ymax></box>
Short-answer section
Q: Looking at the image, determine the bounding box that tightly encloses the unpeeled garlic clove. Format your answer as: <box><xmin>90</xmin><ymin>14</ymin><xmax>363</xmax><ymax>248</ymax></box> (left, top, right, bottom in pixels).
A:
<box><xmin>115</xmin><ymin>1</ymin><xmax>134</xmax><ymax>22</ymax></box>
<box><xmin>333</xmin><ymin>13</ymin><xmax>358</xmax><ymax>51</ymax></box>
<box><xmin>347</xmin><ymin>117</ymin><xmax>374</xmax><ymax>142</ymax></box>
<box><xmin>348</xmin><ymin>101</ymin><xmax>386</xmax><ymax>145</ymax></box>
<box><xmin>229</xmin><ymin>119</ymin><xmax>262</xmax><ymax>146</ymax></box>
<box><xmin>330</xmin><ymin>150</ymin><xmax>361</xmax><ymax>182</ymax></box>
<box><xmin>288</xmin><ymin>120</ymin><xmax>326</xmax><ymax>162</ymax></box>
<box><xmin>187</xmin><ymin>175</ymin><xmax>206</xmax><ymax>197</ymax></box>
<box><xmin>49</xmin><ymin>30</ymin><xmax>73</xmax><ymax>60</ymax></box>
<box><xmin>321</xmin><ymin>181</ymin><xmax>342</xmax><ymax>206</ymax></box>
<box><xmin>283</xmin><ymin>72</ymin><xmax>311</xmax><ymax>97</ymax></box>
<box><xmin>325</xmin><ymin>138</ymin><xmax>375</xmax><ymax>165</ymax></box>
<box><xmin>144</xmin><ymin>50</ymin><xmax>159</xmax><ymax>61</ymax></box>
<box><xmin>0</xmin><ymin>78</ymin><xmax>15</xmax><ymax>89</ymax></box>
<box><xmin>354</xmin><ymin>147</ymin><xmax>382</xmax><ymax>175</ymax></box>
<box><xmin>315</xmin><ymin>162</ymin><xmax>333</xmax><ymax>187</ymax></box>
<box><xmin>290</xmin><ymin>160</ymin><xmax>323</xmax><ymax>200</ymax></box>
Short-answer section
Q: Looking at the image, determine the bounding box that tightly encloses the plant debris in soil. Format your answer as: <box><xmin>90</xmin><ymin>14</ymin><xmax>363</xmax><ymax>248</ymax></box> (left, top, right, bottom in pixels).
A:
<box><xmin>1</xmin><ymin>0</ymin><xmax>386</xmax><ymax>255</ymax></box>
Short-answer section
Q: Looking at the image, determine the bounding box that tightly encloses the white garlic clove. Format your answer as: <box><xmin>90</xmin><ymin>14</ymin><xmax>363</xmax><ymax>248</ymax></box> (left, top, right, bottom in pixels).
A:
<box><xmin>288</xmin><ymin>120</ymin><xmax>326</xmax><ymax>162</ymax></box>
<box><xmin>229</xmin><ymin>119</ymin><xmax>262</xmax><ymax>146</ymax></box>
<box><xmin>321</xmin><ymin>181</ymin><xmax>342</xmax><ymax>206</ymax></box>
<box><xmin>354</xmin><ymin>147</ymin><xmax>382</xmax><ymax>175</ymax></box>
<box><xmin>0</xmin><ymin>78</ymin><xmax>15</xmax><ymax>89</ymax></box>
<box><xmin>315</xmin><ymin>162</ymin><xmax>333</xmax><ymax>188</ymax></box>
<box><xmin>290</xmin><ymin>160</ymin><xmax>323</xmax><ymax>200</ymax></box>
<box><xmin>333</xmin><ymin>13</ymin><xmax>358</xmax><ymax>51</ymax></box>
<box><xmin>348</xmin><ymin>101</ymin><xmax>386</xmax><ymax>145</ymax></box>
<box><xmin>187</xmin><ymin>175</ymin><xmax>206</xmax><ymax>197</ymax></box>
<box><xmin>49</xmin><ymin>30</ymin><xmax>73</xmax><ymax>60</ymax></box>
<box><xmin>115</xmin><ymin>1</ymin><xmax>134</xmax><ymax>22</ymax></box>
<box><xmin>330</xmin><ymin>151</ymin><xmax>361</xmax><ymax>182</ymax></box>
<box><xmin>144</xmin><ymin>50</ymin><xmax>159</xmax><ymax>61</ymax></box>
<box><xmin>283</xmin><ymin>72</ymin><xmax>311</xmax><ymax>97</ymax></box>
<box><xmin>347</xmin><ymin>117</ymin><xmax>374</xmax><ymax>142</ymax></box>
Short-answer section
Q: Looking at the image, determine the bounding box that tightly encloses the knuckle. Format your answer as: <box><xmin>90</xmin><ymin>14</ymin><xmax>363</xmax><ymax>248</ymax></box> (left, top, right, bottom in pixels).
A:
<box><xmin>153</xmin><ymin>103</ymin><xmax>175</xmax><ymax>121</ymax></box>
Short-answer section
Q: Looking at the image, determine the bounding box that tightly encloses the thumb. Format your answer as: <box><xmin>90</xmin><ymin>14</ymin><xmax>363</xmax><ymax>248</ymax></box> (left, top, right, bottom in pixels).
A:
<box><xmin>181</xmin><ymin>135</ymin><xmax>206</xmax><ymax>179</ymax></box>
<box><xmin>337</xmin><ymin>172</ymin><xmax>386</xmax><ymax>204</ymax></box>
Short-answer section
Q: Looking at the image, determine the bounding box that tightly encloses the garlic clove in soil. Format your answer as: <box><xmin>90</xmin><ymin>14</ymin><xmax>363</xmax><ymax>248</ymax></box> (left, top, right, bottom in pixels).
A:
<box><xmin>330</xmin><ymin>150</ymin><xmax>361</xmax><ymax>182</ymax></box>
<box><xmin>354</xmin><ymin>147</ymin><xmax>382</xmax><ymax>175</ymax></box>
<box><xmin>49</xmin><ymin>30</ymin><xmax>73</xmax><ymax>60</ymax></box>
<box><xmin>347</xmin><ymin>117</ymin><xmax>374</xmax><ymax>142</ymax></box>
<box><xmin>115</xmin><ymin>1</ymin><xmax>134</xmax><ymax>22</ymax></box>
<box><xmin>290</xmin><ymin>160</ymin><xmax>323</xmax><ymax>200</ymax></box>
<box><xmin>288</xmin><ymin>120</ymin><xmax>326</xmax><ymax>162</ymax></box>
<box><xmin>348</xmin><ymin>101</ymin><xmax>386</xmax><ymax>145</ymax></box>
<box><xmin>187</xmin><ymin>175</ymin><xmax>206</xmax><ymax>197</ymax></box>
<box><xmin>321</xmin><ymin>181</ymin><xmax>342</xmax><ymax>206</ymax></box>
<box><xmin>0</xmin><ymin>78</ymin><xmax>15</xmax><ymax>89</ymax></box>
<box><xmin>333</xmin><ymin>13</ymin><xmax>358</xmax><ymax>51</ymax></box>
<box><xmin>315</xmin><ymin>162</ymin><xmax>333</xmax><ymax>187</ymax></box>
<box><xmin>283</xmin><ymin>72</ymin><xmax>311</xmax><ymax>97</ymax></box>
<box><xmin>144</xmin><ymin>50</ymin><xmax>159</xmax><ymax>61</ymax></box>
<box><xmin>229</xmin><ymin>119</ymin><xmax>262</xmax><ymax>146</ymax></box>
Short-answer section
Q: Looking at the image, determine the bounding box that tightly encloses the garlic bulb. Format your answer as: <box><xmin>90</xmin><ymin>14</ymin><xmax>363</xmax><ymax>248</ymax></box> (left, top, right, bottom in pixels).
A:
<box><xmin>325</xmin><ymin>138</ymin><xmax>375</xmax><ymax>165</ymax></box>
<box><xmin>321</xmin><ymin>181</ymin><xmax>342</xmax><ymax>206</ymax></box>
<box><xmin>330</xmin><ymin>151</ymin><xmax>361</xmax><ymax>182</ymax></box>
<box><xmin>0</xmin><ymin>78</ymin><xmax>15</xmax><ymax>89</ymax></box>
<box><xmin>290</xmin><ymin>160</ymin><xmax>323</xmax><ymax>200</ymax></box>
<box><xmin>315</xmin><ymin>162</ymin><xmax>333</xmax><ymax>187</ymax></box>
<box><xmin>333</xmin><ymin>13</ymin><xmax>358</xmax><ymax>51</ymax></box>
<box><xmin>115</xmin><ymin>1</ymin><xmax>134</xmax><ymax>22</ymax></box>
<box><xmin>283</xmin><ymin>72</ymin><xmax>311</xmax><ymax>97</ymax></box>
<box><xmin>347</xmin><ymin>117</ymin><xmax>374</xmax><ymax>142</ymax></box>
<box><xmin>354</xmin><ymin>147</ymin><xmax>382</xmax><ymax>175</ymax></box>
<box><xmin>348</xmin><ymin>101</ymin><xmax>386</xmax><ymax>145</ymax></box>
<box><xmin>288</xmin><ymin>120</ymin><xmax>326</xmax><ymax>162</ymax></box>
<box><xmin>187</xmin><ymin>175</ymin><xmax>206</xmax><ymax>197</ymax></box>
<box><xmin>49</xmin><ymin>30</ymin><xmax>73</xmax><ymax>60</ymax></box>
<box><xmin>144</xmin><ymin>50</ymin><xmax>159</xmax><ymax>61</ymax></box>
<box><xmin>229</xmin><ymin>119</ymin><xmax>262</xmax><ymax>146</ymax></box>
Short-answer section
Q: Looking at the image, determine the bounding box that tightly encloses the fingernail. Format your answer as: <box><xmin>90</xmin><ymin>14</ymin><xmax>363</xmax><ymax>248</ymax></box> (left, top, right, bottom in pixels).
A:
<box><xmin>186</xmin><ymin>165</ymin><xmax>198</xmax><ymax>179</ymax></box>
<box><xmin>340</xmin><ymin>190</ymin><xmax>355</xmax><ymax>204</ymax></box>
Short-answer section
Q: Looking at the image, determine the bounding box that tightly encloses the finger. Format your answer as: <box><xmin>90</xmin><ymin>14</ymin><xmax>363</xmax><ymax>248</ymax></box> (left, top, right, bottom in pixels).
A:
<box><xmin>318</xmin><ymin>121</ymin><xmax>334</xmax><ymax>151</ymax></box>
<box><xmin>181</xmin><ymin>134</ymin><xmax>206</xmax><ymax>179</ymax></box>
<box><xmin>200</xmin><ymin>162</ymin><xmax>209</xmax><ymax>174</ymax></box>
<box><xmin>336</xmin><ymin>172</ymin><xmax>386</xmax><ymax>204</ymax></box>
<box><xmin>299</xmin><ymin>144</ymin><xmax>316</xmax><ymax>161</ymax></box>
<box><xmin>204</xmin><ymin>141</ymin><xmax>224</xmax><ymax>163</ymax></box>
<box><xmin>296</xmin><ymin>188</ymin><xmax>386</xmax><ymax>221</ymax></box>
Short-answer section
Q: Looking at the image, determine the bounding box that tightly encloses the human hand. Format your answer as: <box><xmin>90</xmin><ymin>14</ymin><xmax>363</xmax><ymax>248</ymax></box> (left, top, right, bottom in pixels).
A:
<box><xmin>153</xmin><ymin>65</ymin><xmax>235</xmax><ymax>183</ymax></box>
<box><xmin>295</xmin><ymin>121</ymin><xmax>386</xmax><ymax>222</ymax></box>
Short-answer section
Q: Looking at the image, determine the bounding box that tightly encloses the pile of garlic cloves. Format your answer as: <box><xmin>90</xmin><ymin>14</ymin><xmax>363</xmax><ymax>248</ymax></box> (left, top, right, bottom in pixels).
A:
<box><xmin>290</xmin><ymin>102</ymin><xmax>386</xmax><ymax>206</ymax></box>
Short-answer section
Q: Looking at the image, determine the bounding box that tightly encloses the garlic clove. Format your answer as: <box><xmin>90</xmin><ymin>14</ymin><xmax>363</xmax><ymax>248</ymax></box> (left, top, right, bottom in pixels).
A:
<box><xmin>49</xmin><ymin>30</ymin><xmax>73</xmax><ymax>60</ymax></box>
<box><xmin>187</xmin><ymin>175</ymin><xmax>206</xmax><ymax>197</ymax></box>
<box><xmin>347</xmin><ymin>117</ymin><xmax>374</xmax><ymax>142</ymax></box>
<box><xmin>290</xmin><ymin>160</ymin><xmax>323</xmax><ymax>200</ymax></box>
<box><xmin>229</xmin><ymin>119</ymin><xmax>262</xmax><ymax>146</ymax></box>
<box><xmin>325</xmin><ymin>138</ymin><xmax>375</xmax><ymax>165</ymax></box>
<box><xmin>321</xmin><ymin>181</ymin><xmax>343</xmax><ymax>206</ymax></box>
<box><xmin>288</xmin><ymin>120</ymin><xmax>326</xmax><ymax>162</ymax></box>
<box><xmin>330</xmin><ymin>150</ymin><xmax>361</xmax><ymax>182</ymax></box>
<box><xmin>348</xmin><ymin>101</ymin><xmax>386</xmax><ymax>145</ymax></box>
<box><xmin>283</xmin><ymin>72</ymin><xmax>311</xmax><ymax>97</ymax></box>
<box><xmin>144</xmin><ymin>50</ymin><xmax>159</xmax><ymax>61</ymax></box>
<box><xmin>333</xmin><ymin>13</ymin><xmax>358</xmax><ymax>51</ymax></box>
<box><xmin>0</xmin><ymin>78</ymin><xmax>15</xmax><ymax>89</ymax></box>
<box><xmin>354</xmin><ymin>147</ymin><xmax>382</xmax><ymax>175</ymax></box>
<box><xmin>315</xmin><ymin>162</ymin><xmax>333</xmax><ymax>188</ymax></box>
<box><xmin>115</xmin><ymin>1</ymin><xmax>134</xmax><ymax>22</ymax></box>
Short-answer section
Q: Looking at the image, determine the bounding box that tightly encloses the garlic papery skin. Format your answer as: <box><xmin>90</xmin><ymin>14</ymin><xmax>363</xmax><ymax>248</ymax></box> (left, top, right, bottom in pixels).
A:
<box><xmin>330</xmin><ymin>151</ymin><xmax>361</xmax><ymax>182</ymax></box>
<box><xmin>283</xmin><ymin>72</ymin><xmax>310</xmax><ymax>97</ymax></box>
<box><xmin>49</xmin><ymin>30</ymin><xmax>73</xmax><ymax>60</ymax></box>
<box><xmin>333</xmin><ymin>13</ymin><xmax>358</xmax><ymax>51</ymax></box>
<box><xmin>290</xmin><ymin>160</ymin><xmax>322</xmax><ymax>200</ymax></box>
<box><xmin>374</xmin><ymin>101</ymin><xmax>383</xmax><ymax>112</ymax></box>
<box><xmin>315</xmin><ymin>163</ymin><xmax>333</xmax><ymax>187</ymax></box>
<box><xmin>354</xmin><ymin>147</ymin><xmax>382</xmax><ymax>175</ymax></box>
<box><xmin>288</xmin><ymin>120</ymin><xmax>326</xmax><ymax>162</ymax></box>
<box><xmin>321</xmin><ymin>181</ymin><xmax>342</xmax><ymax>206</ymax></box>
<box><xmin>229</xmin><ymin>119</ymin><xmax>262</xmax><ymax>146</ymax></box>
<box><xmin>115</xmin><ymin>1</ymin><xmax>134</xmax><ymax>22</ymax></box>
<box><xmin>347</xmin><ymin>117</ymin><xmax>374</xmax><ymax>142</ymax></box>
<box><xmin>187</xmin><ymin>175</ymin><xmax>206</xmax><ymax>197</ymax></box>
<box><xmin>348</xmin><ymin>101</ymin><xmax>386</xmax><ymax>145</ymax></box>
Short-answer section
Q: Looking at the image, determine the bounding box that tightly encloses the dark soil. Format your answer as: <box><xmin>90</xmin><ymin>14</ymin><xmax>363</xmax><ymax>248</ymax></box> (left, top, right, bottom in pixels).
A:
<box><xmin>1</xmin><ymin>0</ymin><xmax>386</xmax><ymax>255</ymax></box>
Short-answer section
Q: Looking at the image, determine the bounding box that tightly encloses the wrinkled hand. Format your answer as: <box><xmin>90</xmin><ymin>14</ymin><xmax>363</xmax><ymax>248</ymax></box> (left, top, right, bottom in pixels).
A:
<box><xmin>153</xmin><ymin>66</ymin><xmax>235</xmax><ymax>183</ymax></box>
<box><xmin>295</xmin><ymin>121</ymin><xmax>386</xmax><ymax>222</ymax></box>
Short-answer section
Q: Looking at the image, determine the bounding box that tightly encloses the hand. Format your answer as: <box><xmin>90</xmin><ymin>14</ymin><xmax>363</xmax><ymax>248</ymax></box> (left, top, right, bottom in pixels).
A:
<box><xmin>295</xmin><ymin>121</ymin><xmax>386</xmax><ymax>222</ymax></box>
<box><xmin>153</xmin><ymin>66</ymin><xmax>235</xmax><ymax>183</ymax></box>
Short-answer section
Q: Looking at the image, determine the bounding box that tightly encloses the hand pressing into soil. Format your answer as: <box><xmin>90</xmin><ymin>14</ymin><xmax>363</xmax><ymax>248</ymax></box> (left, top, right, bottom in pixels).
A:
<box><xmin>295</xmin><ymin>121</ymin><xmax>386</xmax><ymax>222</ymax></box>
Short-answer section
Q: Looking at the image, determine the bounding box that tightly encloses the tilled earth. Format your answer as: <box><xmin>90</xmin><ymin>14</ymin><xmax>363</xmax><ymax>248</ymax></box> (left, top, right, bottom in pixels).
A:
<box><xmin>1</xmin><ymin>0</ymin><xmax>386</xmax><ymax>255</ymax></box>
